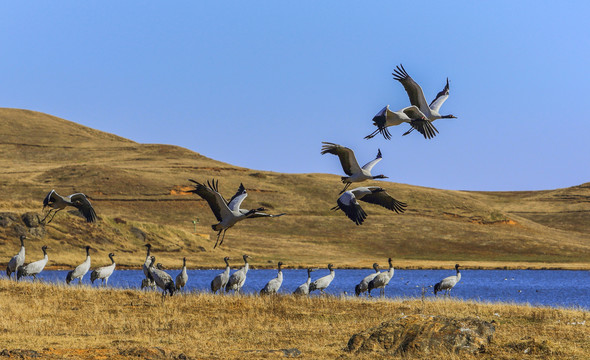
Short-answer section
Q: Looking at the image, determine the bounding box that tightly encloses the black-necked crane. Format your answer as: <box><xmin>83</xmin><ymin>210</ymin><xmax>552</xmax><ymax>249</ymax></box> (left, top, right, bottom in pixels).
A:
<box><xmin>332</xmin><ymin>186</ymin><xmax>406</xmax><ymax>225</ymax></box>
<box><xmin>355</xmin><ymin>263</ymin><xmax>380</xmax><ymax>296</ymax></box>
<box><xmin>225</xmin><ymin>254</ymin><xmax>250</xmax><ymax>293</ymax></box>
<box><xmin>211</xmin><ymin>256</ymin><xmax>231</xmax><ymax>294</ymax></box>
<box><xmin>393</xmin><ymin>64</ymin><xmax>456</xmax><ymax>132</ymax></box>
<box><xmin>365</xmin><ymin>104</ymin><xmax>439</xmax><ymax>140</ymax></box>
<box><xmin>66</xmin><ymin>245</ymin><xmax>91</xmax><ymax>284</ymax></box>
<box><xmin>309</xmin><ymin>263</ymin><xmax>335</xmax><ymax>295</ymax></box>
<box><xmin>260</xmin><ymin>261</ymin><xmax>284</xmax><ymax>295</ymax></box>
<box><xmin>41</xmin><ymin>190</ymin><xmax>97</xmax><ymax>224</ymax></box>
<box><xmin>368</xmin><ymin>258</ymin><xmax>394</xmax><ymax>297</ymax></box>
<box><xmin>434</xmin><ymin>264</ymin><xmax>461</xmax><ymax>296</ymax></box>
<box><xmin>293</xmin><ymin>268</ymin><xmax>316</xmax><ymax>295</ymax></box>
<box><xmin>141</xmin><ymin>244</ymin><xmax>156</xmax><ymax>290</ymax></box>
<box><xmin>6</xmin><ymin>235</ymin><xmax>26</xmax><ymax>280</ymax></box>
<box><xmin>321</xmin><ymin>142</ymin><xmax>388</xmax><ymax>194</ymax></box>
<box><xmin>17</xmin><ymin>245</ymin><xmax>48</xmax><ymax>281</ymax></box>
<box><xmin>147</xmin><ymin>256</ymin><xmax>175</xmax><ymax>298</ymax></box>
<box><xmin>175</xmin><ymin>257</ymin><xmax>188</xmax><ymax>292</ymax></box>
<box><xmin>90</xmin><ymin>253</ymin><xmax>116</xmax><ymax>286</ymax></box>
<box><xmin>188</xmin><ymin>179</ymin><xmax>285</xmax><ymax>248</ymax></box>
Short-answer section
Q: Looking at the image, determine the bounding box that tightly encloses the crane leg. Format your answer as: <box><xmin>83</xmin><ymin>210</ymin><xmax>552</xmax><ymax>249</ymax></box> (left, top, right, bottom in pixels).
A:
<box><xmin>339</xmin><ymin>182</ymin><xmax>351</xmax><ymax>194</ymax></box>
<box><xmin>44</xmin><ymin>209</ymin><xmax>62</xmax><ymax>224</ymax></box>
<box><xmin>214</xmin><ymin>229</ymin><xmax>227</xmax><ymax>249</ymax></box>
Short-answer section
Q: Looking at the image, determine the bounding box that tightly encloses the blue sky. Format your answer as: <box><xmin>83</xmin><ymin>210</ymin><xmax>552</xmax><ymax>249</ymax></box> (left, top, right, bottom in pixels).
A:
<box><xmin>2</xmin><ymin>2</ymin><xmax>589</xmax><ymax>191</ymax></box>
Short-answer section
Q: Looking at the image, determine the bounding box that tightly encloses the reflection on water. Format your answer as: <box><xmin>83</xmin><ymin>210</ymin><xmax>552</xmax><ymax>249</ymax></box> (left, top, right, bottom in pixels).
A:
<box><xmin>15</xmin><ymin>269</ymin><xmax>590</xmax><ymax>309</ymax></box>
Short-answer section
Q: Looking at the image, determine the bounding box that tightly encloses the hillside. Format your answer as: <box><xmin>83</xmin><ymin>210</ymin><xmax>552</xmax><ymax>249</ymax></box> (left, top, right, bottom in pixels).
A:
<box><xmin>1</xmin><ymin>108</ymin><xmax>589</xmax><ymax>269</ymax></box>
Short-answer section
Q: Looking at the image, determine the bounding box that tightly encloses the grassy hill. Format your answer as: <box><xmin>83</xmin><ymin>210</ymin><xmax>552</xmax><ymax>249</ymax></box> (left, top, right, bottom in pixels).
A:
<box><xmin>1</xmin><ymin>108</ymin><xmax>589</xmax><ymax>269</ymax></box>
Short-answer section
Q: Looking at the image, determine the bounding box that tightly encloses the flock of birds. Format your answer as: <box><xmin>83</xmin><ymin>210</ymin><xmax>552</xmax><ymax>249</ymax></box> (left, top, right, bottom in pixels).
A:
<box><xmin>6</xmin><ymin>64</ymin><xmax>463</xmax><ymax>298</ymax></box>
<box><xmin>6</xmin><ymin>236</ymin><xmax>462</xmax><ymax>298</ymax></box>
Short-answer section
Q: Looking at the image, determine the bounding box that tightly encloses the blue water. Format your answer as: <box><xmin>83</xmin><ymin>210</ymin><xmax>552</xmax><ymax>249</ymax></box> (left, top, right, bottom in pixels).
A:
<box><xmin>15</xmin><ymin>269</ymin><xmax>590</xmax><ymax>310</ymax></box>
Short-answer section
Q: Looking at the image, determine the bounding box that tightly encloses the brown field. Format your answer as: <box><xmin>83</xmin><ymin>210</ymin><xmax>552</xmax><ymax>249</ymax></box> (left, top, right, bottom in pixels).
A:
<box><xmin>0</xmin><ymin>108</ymin><xmax>589</xmax><ymax>270</ymax></box>
<box><xmin>1</xmin><ymin>279</ymin><xmax>589</xmax><ymax>359</ymax></box>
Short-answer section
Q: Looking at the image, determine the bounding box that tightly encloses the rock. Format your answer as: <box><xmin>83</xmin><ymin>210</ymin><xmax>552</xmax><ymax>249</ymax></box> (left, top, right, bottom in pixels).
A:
<box><xmin>0</xmin><ymin>212</ymin><xmax>18</xmax><ymax>228</ymax></box>
<box><xmin>0</xmin><ymin>348</ymin><xmax>40</xmax><ymax>358</ymax></box>
<box><xmin>21</xmin><ymin>212</ymin><xmax>42</xmax><ymax>228</ymax></box>
<box><xmin>347</xmin><ymin>314</ymin><xmax>495</xmax><ymax>355</ymax></box>
<box><xmin>130</xmin><ymin>227</ymin><xmax>147</xmax><ymax>241</ymax></box>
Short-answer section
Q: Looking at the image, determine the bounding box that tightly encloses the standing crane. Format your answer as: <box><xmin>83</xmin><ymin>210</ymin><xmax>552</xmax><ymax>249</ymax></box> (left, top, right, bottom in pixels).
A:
<box><xmin>90</xmin><ymin>253</ymin><xmax>116</xmax><ymax>286</ymax></box>
<box><xmin>6</xmin><ymin>235</ymin><xmax>26</xmax><ymax>280</ymax></box>
<box><xmin>175</xmin><ymin>257</ymin><xmax>188</xmax><ymax>292</ymax></box>
<box><xmin>211</xmin><ymin>256</ymin><xmax>231</xmax><ymax>294</ymax></box>
<box><xmin>321</xmin><ymin>142</ymin><xmax>387</xmax><ymax>194</ymax></box>
<box><xmin>188</xmin><ymin>179</ymin><xmax>284</xmax><ymax>248</ymax></box>
<box><xmin>309</xmin><ymin>263</ymin><xmax>335</xmax><ymax>295</ymax></box>
<box><xmin>368</xmin><ymin>258</ymin><xmax>394</xmax><ymax>297</ymax></box>
<box><xmin>260</xmin><ymin>261</ymin><xmax>284</xmax><ymax>295</ymax></box>
<box><xmin>141</xmin><ymin>244</ymin><xmax>156</xmax><ymax>290</ymax></box>
<box><xmin>355</xmin><ymin>263</ymin><xmax>380</xmax><ymax>296</ymax></box>
<box><xmin>17</xmin><ymin>245</ymin><xmax>48</xmax><ymax>281</ymax></box>
<box><xmin>41</xmin><ymin>190</ymin><xmax>97</xmax><ymax>224</ymax></box>
<box><xmin>225</xmin><ymin>254</ymin><xmax>250</xmax><ymax>293</ymax></box>
<box><xmin>147</xmin><ymin>256</ymin><xmax>175</xmax><ymax>298</ymax></box>
<box><xmin>434</xmin><ymin>264</ymin><xmax>461</xmax><ymax>296</ymax></box>
<box><xmin>293</xmin><ymin>268</ymin><xmax>316</xmax><ymax>295</ymax></box>
<box><xmin>332</xmin><ymin>186</ymin><xmax>406</xmax><ymax>225</ymax></box>
<box><xmin>66</xmin><ymin>245</ymin><xmax>91</xmax><ymax>284</ymax></box>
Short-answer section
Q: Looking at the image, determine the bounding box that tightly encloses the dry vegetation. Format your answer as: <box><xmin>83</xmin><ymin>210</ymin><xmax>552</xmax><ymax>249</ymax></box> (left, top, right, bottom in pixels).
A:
<box><xmin>0</xmin><ymin>279</ymin><xmax>589</xmax><ymax>359</ymax></box>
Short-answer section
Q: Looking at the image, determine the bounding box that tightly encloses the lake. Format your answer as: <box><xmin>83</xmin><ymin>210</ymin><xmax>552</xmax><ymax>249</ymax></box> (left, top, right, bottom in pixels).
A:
<box><xmin>16</xmin><ymin>268</ymin><xmax>590</xmax><ymax>310</ymax></box>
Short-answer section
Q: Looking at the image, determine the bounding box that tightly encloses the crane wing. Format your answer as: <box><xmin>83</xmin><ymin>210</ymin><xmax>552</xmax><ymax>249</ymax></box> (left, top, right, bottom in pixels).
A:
<box><xmin>321</xmin><ymin>142</ymin><xmax>361</xmax><ymax>176</ymax></box>
<box><xmin>335</xmin><ymin>191</ymin><xmax>367</xmax><ymax>225</ymax></box>
<box><xmin>359</xmin><ymin>190</ymin><xmax>407</xmax><ymax>214</ymax></box>
<box><xmin>69</xmin><ymin>193</ymin><xmax>98</xmax><ymax>222</ymax></box>
<box><xmin>361</xmin><ymin>149</ymin><xmax>383</xmax><ymax>172</ymax></box>
<box><xmin>242</xmin><ymin>210</ymin><xmax>286</xmax><ymax>218</ymax></box>
<box><xmin>228</xmin><ymin>183</ymin><xmax>248</xmax><ymax>211</ymax></box>
<box><xmin>188</xmin><ymin>179</ymin><xmax>232</xmax><ymax>222</ymax></box>
<box><xmin>392</xmin><ymin>64</ymin><xmax>431</xmax><ymax>116</ymax></box>
<box><xmin>429</xmin><ymin>78</ymin><xmax>450</xmax><ymax>113</ymax></box>
<box><xmin>42</xmin><ymin>189</ymin><xmax>58</xmax><ymax>206</ymax></box>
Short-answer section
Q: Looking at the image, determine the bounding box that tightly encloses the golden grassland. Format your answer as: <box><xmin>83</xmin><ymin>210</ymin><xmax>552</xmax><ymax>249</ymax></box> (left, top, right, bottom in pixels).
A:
<box><xmin>0</xmin><ymin>279</ymin><xmax>589</xmax><ymax>359</ymax></box>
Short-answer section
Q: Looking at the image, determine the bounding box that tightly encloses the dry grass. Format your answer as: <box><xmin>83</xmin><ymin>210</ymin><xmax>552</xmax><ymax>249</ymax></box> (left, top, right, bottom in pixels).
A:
<box><xmin>0</xmin><ymin>279</ymin><xmax>589</xmax><ymax>359</ymax></box>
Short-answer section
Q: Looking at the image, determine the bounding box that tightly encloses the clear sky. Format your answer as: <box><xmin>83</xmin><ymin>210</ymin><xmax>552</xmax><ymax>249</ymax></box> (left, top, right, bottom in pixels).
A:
<box><xmin>1</xmin><ymin>2</ymin><xmax>589</xmax><ymax>191</ymax></box>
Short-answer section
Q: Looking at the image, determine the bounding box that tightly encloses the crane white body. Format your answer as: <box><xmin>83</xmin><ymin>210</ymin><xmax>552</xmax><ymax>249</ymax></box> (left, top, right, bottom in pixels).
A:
<box><xmin>309</xmin><ymin>264</ymin><xmax>335</xmax><ymax>294</ymax></box>
<box><xmin>293</xmin><ymin>268</ymin><xmax>316</xmax><ymax>295</ymax></box>
<box><xmin>321</xmin><ymin>142</ymin><xmax>387</xmax><ymax>193</ymax></box>
<box><xmin>42</xmin><ymin>189</ymin><xmax>97</xmax><ymax>223</ymax></box>
<box><xmin>368</xmin><ymin>258</ymin><xmax>394</xmax><ymax>297</ymax></box>
<box><xmin>260</xmin><ymin>262</ymin><xmax>284</xmax><ymax>295</ymax></box>
<box><xmin>147</xmin><ymin>256</ymin><xmax>175</xmax><ymax>297</ymax></box>
<box><xmin>175</xmin><ymin>257</ymin><xmax>188</xmax><ymax>291</ymax></box>
<box><xmin>91</xmin><ymin>253</ymin><xmax>116</xmax><ymax>286</ymax></box>
<box><xmin>7</xmin><ymin>235</ymin><xmax>26</xmax><ymax>280</ymax></box>
<box><xmin>226</xmin><ymin>255</ymin><xmax>250</xmax><ymax>293</ymax></box>
<box><xmin>189</xmin><ymin>179</ymin><xmax>284</xmax><ymax>248</ymax></box>
<box><xmin>333</xmin><ymin>186</ymin><xmax>406</xmax><ymax>225</ymax></box>
<box><xmin>355</xmin><ymin>263</ymin><xmax>380</xmax><ymax>296</ymax></box>
<box><xmin>17</xmin><ymin>246</ymin><xmax>48</xmax><ymax>281</ymax></box>
<box><xmin>434</xmin><ymin>264</ymin><xmax>461</xmax><ymax>296</ymax></box>
<box><xmin>66</xmin><ymin>246</ymin><xmax>91</xmax><ymax>284</ymax></box>
<box><xmin>211</xmin><ymin>257</ymin><xmax>231</xmax><ymax>294</ymax></box>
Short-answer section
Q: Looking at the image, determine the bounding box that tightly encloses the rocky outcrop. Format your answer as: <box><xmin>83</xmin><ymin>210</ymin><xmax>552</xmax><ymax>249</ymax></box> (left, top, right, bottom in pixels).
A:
<box><xmin>0</xmin><ymin>212</ymin><xmax>46</xmax><ymax>238</ymax></box>
<box><xmin>347</xmin><ymin>314</ymin><xmax>495</xmax><ymax>356</ymax></box>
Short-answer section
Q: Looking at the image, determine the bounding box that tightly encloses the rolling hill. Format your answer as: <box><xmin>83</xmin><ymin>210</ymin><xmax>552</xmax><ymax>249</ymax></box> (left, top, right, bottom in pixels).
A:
<box><xmin>1</xmin><ymin>108</ymin><xmax>589</xmax><ymax>269</ymax></box>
